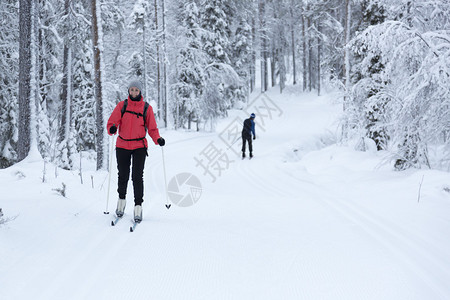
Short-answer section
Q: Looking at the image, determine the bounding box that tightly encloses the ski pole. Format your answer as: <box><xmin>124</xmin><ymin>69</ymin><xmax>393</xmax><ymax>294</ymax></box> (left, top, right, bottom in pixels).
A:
<box><xmin>104</xmin><ymin>134</ymin><xmax>115</xmax><ymax>214</ymax></box>
<box><xmin>161</xmin><ymin>146</ymin><xmax>171</xmax><ymax>209</ymax></box>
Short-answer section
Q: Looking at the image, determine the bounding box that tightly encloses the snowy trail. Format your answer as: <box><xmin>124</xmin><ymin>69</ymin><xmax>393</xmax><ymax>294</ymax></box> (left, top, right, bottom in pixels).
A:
<box><xmin>1</xmin><ymin>89</ymin><xmax>450</xmax><ymax>299</ymax></box>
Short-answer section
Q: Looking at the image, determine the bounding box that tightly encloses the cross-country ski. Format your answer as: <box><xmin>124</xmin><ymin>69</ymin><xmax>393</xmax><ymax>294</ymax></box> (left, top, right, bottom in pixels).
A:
<box><xmin>129</xmin><ymin>222</ymin><xmax>139</xmax><ymax>232</ymax></box>
<box><xmin>110</xmin><ymin>216</ymin><xmax>122</xmax><ymax>226</ymax></box>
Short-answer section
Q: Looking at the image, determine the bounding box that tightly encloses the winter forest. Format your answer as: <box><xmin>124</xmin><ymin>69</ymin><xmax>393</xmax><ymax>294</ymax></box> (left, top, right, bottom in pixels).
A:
<box><xmin>0</xmin><ymin>0</ymin><xmax>449</xmax><ymax>172</ymax></box>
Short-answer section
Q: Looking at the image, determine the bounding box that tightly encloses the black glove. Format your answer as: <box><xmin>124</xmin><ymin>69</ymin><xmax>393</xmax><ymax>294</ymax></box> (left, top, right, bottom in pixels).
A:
<box><xmin>109</xmin><ymin>125</ymin><xmax>117</xmax><ymax>134</ymax></box>
<box><xmin>157</xmin><ymin>137</ymin><xmax>165</xmax><ymax>146</ymax></box>
<box><xmin>253</xmin><ymin>135</ymin><xmax>256</xmax><ymax>140</ymax></box>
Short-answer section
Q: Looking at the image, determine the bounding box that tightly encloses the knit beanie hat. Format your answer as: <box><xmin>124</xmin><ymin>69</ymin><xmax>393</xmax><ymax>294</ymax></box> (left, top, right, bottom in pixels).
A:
<box><xmin>128</xmin><ymin>80</ymin><xmax>143</xmax><ymax>92</ymax></box>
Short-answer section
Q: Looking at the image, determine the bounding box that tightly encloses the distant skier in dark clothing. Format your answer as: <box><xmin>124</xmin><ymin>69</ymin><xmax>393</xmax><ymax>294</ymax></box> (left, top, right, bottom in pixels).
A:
<box><xmin>242</xmin><ymin>113</ymin><xmax>256</xmax><ymax>158</ymax></box>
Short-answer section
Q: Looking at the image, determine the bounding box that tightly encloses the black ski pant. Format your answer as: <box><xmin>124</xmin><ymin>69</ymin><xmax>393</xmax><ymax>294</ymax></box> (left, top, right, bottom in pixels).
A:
<box><xmin>116</xmin><ymin>147</ymin><xmax>147</xmax><ymax>205</ymax></box>
<box><xmin>241</xmin><ymin>134</ymin><xmax>253</xmax><ymax>154</ymax></box>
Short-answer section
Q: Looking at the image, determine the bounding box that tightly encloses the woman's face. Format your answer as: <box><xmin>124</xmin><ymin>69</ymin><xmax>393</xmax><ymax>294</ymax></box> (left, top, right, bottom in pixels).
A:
<box><xmin>129</xmin><ymin>87</ymin><xmax>140</xmax><ymax>98</ymax></box>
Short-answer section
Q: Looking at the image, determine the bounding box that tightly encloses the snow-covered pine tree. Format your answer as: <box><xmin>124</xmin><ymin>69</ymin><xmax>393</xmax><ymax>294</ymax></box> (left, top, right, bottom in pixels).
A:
<box><xmin>199</xmin><ymin>0</ymin><xmax>229</xmax><ymax>115</ymax></box>
<box><xmin>172</xmin><ymin>1</ymin><xmax>205</xmax><ymax>130</ymax></box>
<box><xmin>200</xmin><ymin>0</ymin><xmax>239</xmax><ymax>126</ymax></box>
<box><xmin>35</xmin><ymin>0</ymin><xmax>61</xmax><ymax>160</ymax></box>
<box><xmin>101</xmin><ymin>0</ymin><xmax>126</xmax><ymax>113</ymax></box>
<box><xmin>127</xmin><ymin>0</ymin><xmax>152</xmax><ymax>97</ymax></box>
<box><xmin>57</xmin><ymin>0</ymin><xmax>76</xmax><ymax>169</ymax></box>
<box><xmin>73</xmin><ymin>39</ymin><xmax>95</xmax><ymax>151</ymax></box>
<box><xmin>350</xmin><ymin>0</ymin><xmax>388</xmax><ymax>151</ymax></box>
<box><xmin>72</xmin><ymin>1</ymin><xmax>96</xmax><ymax>153</ymax></box>
<box><xmin>350</xmin><ymin>0</ymin><xmax>450</xmax><ymax>170</ymax></box>
<box><xmin>200</xmin><ymin>0</ymin><xmax>230</xmax><ymax>65</ymax></box>
<box><xmin>230</xmin><ymin>16</ymin><xmax>252</xmax><ymax>105</ymax></box>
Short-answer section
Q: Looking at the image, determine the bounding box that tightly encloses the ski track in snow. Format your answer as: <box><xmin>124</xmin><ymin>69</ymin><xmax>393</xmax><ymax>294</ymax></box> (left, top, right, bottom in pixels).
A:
<box><xmin>1</xmin><ymin>89</ymin><xmax>450</xmax><ymax>299</ymax></box>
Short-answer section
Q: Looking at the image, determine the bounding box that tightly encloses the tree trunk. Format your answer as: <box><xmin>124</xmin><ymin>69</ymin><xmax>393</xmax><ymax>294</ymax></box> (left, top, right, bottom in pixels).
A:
<box><xmin>343</xmin><ymin>0</ymin><xmax>351</xmax><ymax>94</ymax></box>
<box><xmin>271</xmin><ymin>43</ymin><xmax>276</xmax><ymax>87</ymax></box>
<box><xmin>18</xmin><ymin>0</ymin><xmax>32</xmax><ymax>161</ymax></box>
<box><xmin>342</xmin><ymin>0</ymin><xmax>352</xmax><ymax>139</ymax></box>
<box><xmin>307</xmin><ymin>14</ymin><xmax>312</xmax><ymax>92</ymax></box>
<box><xmin>59</xmin><ymin>0</ymin><xmax>71</xmax><ymax>143</ymax></box>
<box><xmin>317</xmin><ymin>21</ymin><xmax>321</xmax><ymax>96</ymax></box>
<box><xmin>301</xmin><ymin>6</ymin><xmax>307</xmax><ymax>92</ymax></box>
<box><xmin>91</xmin><ymin>0</ymin><xmax>105</xmax><ymax>170</ymax></box>
<box><xmin>279</xmin><ymin>51</ymin><xmax>286</xmax><ymax>93</ymax></box>
<box><xmin>161</xmin><ymin>0</ymin><xmax>168</xmax><ymax>127</ymax></box>
<box><xmin>250</xmin><ymin>14</ymin><xmax>256</xmax><ymax>93</ymax></box>
<box><xmin>259</xmin><ymin>0</ymin><xmax>268</xmax><ymax>92</ymax></box>
<box><xmin>154</xmin><ymin>0</ymin><xmax>161</xmax><ymax>122</ymax></box>
<box><xmin>270</xmin><ymin>7</ymin><xmax>277</xmax><ymax>88</ymax></box>
<box><xmin>142</xmin><ymin>13</ymin><xmax>148</xmax><ymax>101</ymax></box>
<box><xmin>290</xmin><ymin>5</ymin><xmax>296</xmax><ymax>85</ymax></box>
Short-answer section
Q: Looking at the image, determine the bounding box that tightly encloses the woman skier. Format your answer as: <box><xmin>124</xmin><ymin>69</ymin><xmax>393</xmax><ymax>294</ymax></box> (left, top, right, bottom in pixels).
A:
<box><xmin>107</xmin><ymin>80</ymin><xmax>165</xmax><ymax>223</ymax></box>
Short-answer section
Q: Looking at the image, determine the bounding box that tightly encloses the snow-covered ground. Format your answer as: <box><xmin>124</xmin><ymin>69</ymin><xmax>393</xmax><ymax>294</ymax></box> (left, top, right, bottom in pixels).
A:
<box><xmin>1</xmin><ymin>86</ymin><xmax>450</xmax><ymax>300</ymax></box>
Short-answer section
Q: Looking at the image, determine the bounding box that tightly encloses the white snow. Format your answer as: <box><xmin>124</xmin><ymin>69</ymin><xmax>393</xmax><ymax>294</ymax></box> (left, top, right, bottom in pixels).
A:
<box><xmin>1</xmin><ymin>85</ymin><xmax>450</xmax><ymax>300</ymax></box>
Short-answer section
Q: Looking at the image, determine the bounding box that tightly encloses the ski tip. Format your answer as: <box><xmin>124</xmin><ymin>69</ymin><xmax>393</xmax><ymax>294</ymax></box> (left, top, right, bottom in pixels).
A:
<box><xmin>130</xmin><ymin>226</ymin><xmax>133</xmax><ymax>232</ymax></box>
<box><xmin>104</xmin><ymin>211</ymin><xmax>110</xmax><ymax>214</ymax></box>
<box><xmin>111</xmin><ymin>221</ymin><xmax>115</xmax><ymax>226</ymax></box>
<box><xmin>165</xmin><ymin>204</ymin><xmax>171</xmax><ymax>209</ymax></box>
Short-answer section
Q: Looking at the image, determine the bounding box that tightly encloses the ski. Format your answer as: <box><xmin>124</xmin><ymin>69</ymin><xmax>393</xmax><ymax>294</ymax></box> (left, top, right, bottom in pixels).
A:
<box><xmin>111</xmin><ymin>216</ymin><xmax>123</xmax><ymax>226</ymax></box>
<box><xmin>130</xmin><ymin>221</ymin><xmax>140</xmax><ymax>232</ymax></box>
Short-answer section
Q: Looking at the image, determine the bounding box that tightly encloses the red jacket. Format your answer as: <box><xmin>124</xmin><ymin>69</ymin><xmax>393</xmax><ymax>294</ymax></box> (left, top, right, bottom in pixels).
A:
<box><xmin>107</xmin><ymin>96</ymin><xmax>160</xmax><ymax>150</ymax></box>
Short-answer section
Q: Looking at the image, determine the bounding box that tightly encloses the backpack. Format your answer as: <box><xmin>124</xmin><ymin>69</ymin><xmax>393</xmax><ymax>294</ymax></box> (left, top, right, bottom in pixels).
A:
<box><xmin>121</xmin><ymin>99</ymin><xmax>150</xmax><ymax>129</ymax></box>
<box><xmin>118</xmin><ymin>99</ymin><xmax>150</xmax><ymax>142</ymax></box>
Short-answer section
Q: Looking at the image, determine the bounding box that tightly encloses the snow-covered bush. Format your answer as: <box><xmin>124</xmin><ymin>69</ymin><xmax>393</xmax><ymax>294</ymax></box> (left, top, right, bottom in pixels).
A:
<box><xmin>350</xmin><ymin>14</ymin><xmax>450</xmax><ymax>170</ymax></box>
